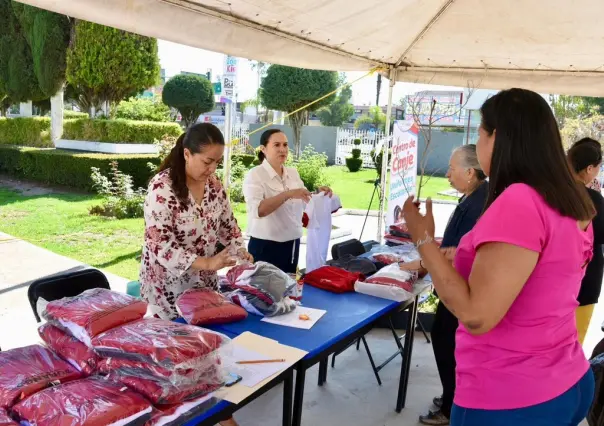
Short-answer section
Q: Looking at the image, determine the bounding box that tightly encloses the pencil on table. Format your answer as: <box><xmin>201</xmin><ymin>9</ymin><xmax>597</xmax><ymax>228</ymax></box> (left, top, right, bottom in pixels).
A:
<box><xmin>236</xmin><ymin>359</ymin><xmax>286</xmax><ymax>365</ymax></box>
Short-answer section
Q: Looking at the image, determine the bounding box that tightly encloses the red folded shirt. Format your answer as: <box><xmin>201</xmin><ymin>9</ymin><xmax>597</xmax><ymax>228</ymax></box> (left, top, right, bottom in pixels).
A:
<box><xmin>38</xmin><ymin>323</ymin><xmax>98</xmax><ymax>375</ymax></box>
<box><xmin>0</xmin><ymin>345</ymin><xmax>81</xmax><ymax>409</ymax></box>
<box><xmin>0</xmin><ymin>409</ymin><xmax>17</xmax><ymax>426</ymax></box>
<box><xmin>304</xmin><ymin>266</ymin><xmax>363</xmax><ymax>293</ymax></box>
<box><xmin>43</xmin><ymin>288</ymin><xmax>148</xmax><ymax>345</ymax></box>
<box><xmin>12</xmin><ymin>376</ymin><xmax>152</xmax><ymax>426</ymax></box>
<box><xmin>107</xmin><ymin>367</ymin><xmax>222</xmax><ymax>405</ymax></box>
<box><xmin>176</xmin><ymin>288</ymin><xmax>247</xmax><ymax>326</ymax></box>
<box><xmin>92</xmin><ymin>318</ymin><xmax>227</xmax><ymax>370</ymax></box>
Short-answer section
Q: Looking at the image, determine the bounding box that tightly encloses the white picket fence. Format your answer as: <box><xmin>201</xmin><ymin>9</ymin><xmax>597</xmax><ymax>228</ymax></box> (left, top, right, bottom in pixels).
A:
<box><xmin>335</xmin><ymin>128</ymin><xmax>389</xmax><ymax>168</ymax></box>
<box><xmin>215</xmin><ymin>123</ymin><xmax>251</xmax><ymax>153</ymax></box>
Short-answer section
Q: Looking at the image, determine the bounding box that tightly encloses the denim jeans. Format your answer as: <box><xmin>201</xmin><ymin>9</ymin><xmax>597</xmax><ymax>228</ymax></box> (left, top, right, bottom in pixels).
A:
<box><xmin>451</xmin><ymin>369</ymin><xmax>595</xmax><ymax>426</ymax></box>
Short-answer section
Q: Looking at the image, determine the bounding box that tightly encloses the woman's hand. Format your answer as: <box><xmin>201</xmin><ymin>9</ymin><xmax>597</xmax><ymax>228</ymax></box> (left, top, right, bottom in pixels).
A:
<box><xmin>287</xmin><ymin>188</ymin><xmax>312</xmax><ymax>203</ymax></box>
<box><xmin>399</xmin><ymin>259</ymin><xmax>422</xmax><ymax>271</ymax></box>
<box><xmin>441</xmin><ymin>247</ymin><xmax>457</xmax><ymax>262</ymax></box>
<box><xmin>317</xmin><ymin>186</ymin><xmax>333</xmax><ymax>198</ymax></box>
<box><xmin>237</xmin><ymin>248</ymin><xmax>254</xmax><ymax>264</ymax></box>
<box><xmin>402</xmin><ymin>196</ymin><xmax>436</xmax><ymax>242</ymax></box>
<box><xmin>206</xmin><ymin>249</ymin><xmax>237</xmax><ymax>271</ymax></box>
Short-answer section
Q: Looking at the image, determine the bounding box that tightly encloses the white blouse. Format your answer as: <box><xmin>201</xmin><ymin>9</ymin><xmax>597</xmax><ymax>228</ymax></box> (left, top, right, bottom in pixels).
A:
<box><xmin>242</xmin><ymin>160</ymin><xmax>306</xmax><ymax>242</ymax></box>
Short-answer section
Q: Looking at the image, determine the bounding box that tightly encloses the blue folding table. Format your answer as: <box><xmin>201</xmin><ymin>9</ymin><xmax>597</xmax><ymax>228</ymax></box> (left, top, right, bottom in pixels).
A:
<box><xmin>212</xmin><ymin>286</ymin><xmax>419</xmax><ymax>426</ymax></box>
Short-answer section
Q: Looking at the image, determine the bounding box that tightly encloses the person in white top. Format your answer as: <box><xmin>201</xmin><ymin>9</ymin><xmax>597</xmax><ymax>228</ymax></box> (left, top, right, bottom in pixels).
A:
<box><xmin>243</xmin><ymin>129</ymin><xmax>332</xmax><ymax>273</ymax></box>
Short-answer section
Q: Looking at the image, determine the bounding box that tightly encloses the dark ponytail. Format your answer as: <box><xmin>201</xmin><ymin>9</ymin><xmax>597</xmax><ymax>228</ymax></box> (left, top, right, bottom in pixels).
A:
<box><xmin>568</xmin><ymin>138</ymin><xmax>602</xmax><ymax>174</ymax></box>
<box><xmin>258</xmin><ymin>129</ymin><xmax>283</xmax><ymax>164</ymax></box>
<box><xmin>158</xmin><ymin>123</ymin><xmax>225</xmax><ymax>205</ymax></box>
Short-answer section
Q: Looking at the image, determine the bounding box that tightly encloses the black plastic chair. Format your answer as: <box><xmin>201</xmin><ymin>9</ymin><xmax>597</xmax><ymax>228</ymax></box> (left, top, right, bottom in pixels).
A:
<box><xmin>331</xmin><ymin>238</ymin><xmax>366</xmax><ymax>261</ymax></box>
<box><xmin>28</xmin><ymin>268</ymin><xmax>111</xmax><ymax>323</ymax></box>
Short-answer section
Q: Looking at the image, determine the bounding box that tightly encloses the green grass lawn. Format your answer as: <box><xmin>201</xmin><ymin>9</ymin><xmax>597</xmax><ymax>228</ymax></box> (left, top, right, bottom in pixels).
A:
<box><xmin>0</xmin><ymin>166</ymin><xmax>454</xmax><ymax>280</ymax></box>
<box><xmin>324</xmin><ymin>166</ymin><xmax>455</xmax><ymax>210</ymax></box>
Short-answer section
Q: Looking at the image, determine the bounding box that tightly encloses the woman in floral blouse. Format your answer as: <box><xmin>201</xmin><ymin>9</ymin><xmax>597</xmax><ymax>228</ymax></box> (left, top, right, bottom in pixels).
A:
<box><xmin>140</xmin><ymin>123</ymin><xmax>253</xmax><ymax>322</ymax></box>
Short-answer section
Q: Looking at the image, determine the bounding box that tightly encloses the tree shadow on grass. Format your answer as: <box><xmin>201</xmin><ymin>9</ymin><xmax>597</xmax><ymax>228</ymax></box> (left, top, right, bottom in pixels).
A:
<box><xmin>93</xmin><ymin>249</ymin><xmax>142</xmax><ymax>269</ymax></box>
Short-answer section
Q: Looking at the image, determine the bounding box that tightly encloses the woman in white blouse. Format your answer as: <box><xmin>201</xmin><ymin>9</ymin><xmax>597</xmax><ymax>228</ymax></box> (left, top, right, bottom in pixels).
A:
<box><xmin>243</xmin><ymin>129</ymin><xmax>331</xmax><ymax>273</ymax></box>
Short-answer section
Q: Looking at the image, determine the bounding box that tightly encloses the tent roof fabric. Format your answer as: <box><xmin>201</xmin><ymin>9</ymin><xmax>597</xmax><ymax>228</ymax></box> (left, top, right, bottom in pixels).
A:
<box><xmin>16</xmin><ymin>0</ymin><xmax>604</xmax><ymax>95</ymax></box>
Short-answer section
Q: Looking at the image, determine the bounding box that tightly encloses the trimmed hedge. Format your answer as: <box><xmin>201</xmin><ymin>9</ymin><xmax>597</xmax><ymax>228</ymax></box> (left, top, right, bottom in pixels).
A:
<box><xmin>63</xmin><ymin>119</ymin><xmax>182</xmax><ymax>144</ymax></box>
<box><xmin>0</xmin><ymin>117</ymin><xmax>52</xmax><ymax>147</ymax></box>
<box><xmin>63</xmin><ymin>110</ymin><xmax>89</xmax><ymax>119</ymax></box>
<box><xmin>0</xmin><ymin>146</ymin><xmax>159</xmax><ymax>191</ymax></box>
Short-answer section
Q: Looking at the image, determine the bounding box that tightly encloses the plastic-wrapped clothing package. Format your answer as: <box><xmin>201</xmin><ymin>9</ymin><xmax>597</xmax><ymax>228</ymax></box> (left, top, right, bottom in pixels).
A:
<box><xmin>92</xmin><ymin>318</ymin><xmax>228</xmax><ymax>372</ymax></box>
<box><xmin>354</xmin><ymin>264</ymin><xmax>419</xmax><ymax>302</ymax></box>
<box><xmin>303</xmin><ymin>266</ymin><xmax>363</xmax><ymax>293</ymax></box>
<box><xmin>222</xmin><ymin>262</ymin><xmax>298</xmax><ymax>316</ymax></box>
<box><xmin>176</xmin><ymin>288</ymin><xmax>247</xmax><ymax>326</ymax></box>
<box><xmin>589</xmin><ymin>353</ymin><xmax>604</xmax><ymax>425</ymax></box>
<box><xmin>0</xmin><ymin>409</ymin><xmax>17</xmax><ymax>425</ymax></box>
<box><xmin>327</xmin><ymin>255</ymin><xmax>377</xmax><ymax>276</ymax></box>
<box><xmin>13</xmin><ymin>376</ymin><xmax>153</xmax><ymax>426</ymax></box>
<box><xmin>42</xmin><ymin>288</ymin><xmax>148</xmax><ymax>346</ymax></box>
<box><xmin>0</xmin><ymin>345</ymin><xmax>81</xmax><ymax>409</ymax></box>
<box><xmin>106</xmin><ymin>366</ymin><xmax>222</xmax><ymax>405</ymax></box>
<box><xmin>146</xmin><ymin>394</ymin><xmax>214</xmax><ymax>426</ymax></box>
<box><xmin>38</xmin><ymin>323</ymin><xmax>98</xmax><ymax>375</ymax></box>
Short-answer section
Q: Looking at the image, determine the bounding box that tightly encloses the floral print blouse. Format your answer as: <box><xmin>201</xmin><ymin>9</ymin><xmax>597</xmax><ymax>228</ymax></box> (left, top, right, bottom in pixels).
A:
<box><xmin>140</xmin><ymin>169</ymin><xmax>244</xmax><ymax>319</ymax></box>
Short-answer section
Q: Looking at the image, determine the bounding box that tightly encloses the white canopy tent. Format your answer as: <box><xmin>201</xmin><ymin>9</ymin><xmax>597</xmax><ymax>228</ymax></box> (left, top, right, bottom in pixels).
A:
<box><xmin>18</xmin><ymin>0</ymin><xmax>604</xmax><ymax>239</ymax></box>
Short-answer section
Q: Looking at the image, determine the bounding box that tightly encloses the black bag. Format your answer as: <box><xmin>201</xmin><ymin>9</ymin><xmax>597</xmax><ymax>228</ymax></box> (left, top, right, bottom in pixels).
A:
<box><xmin>327</xmin><ymin>254</ymin><xmax>377</xmax><ymax>276</ymax></box>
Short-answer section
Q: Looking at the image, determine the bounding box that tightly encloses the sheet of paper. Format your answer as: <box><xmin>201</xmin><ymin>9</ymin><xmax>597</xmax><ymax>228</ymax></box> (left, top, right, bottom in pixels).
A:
<box><xmin>224</xmin><ymin>344</ymin><xmax>289</xmax><ymax>388</ymax></box>
<box><xmin>260</xmin><ymin>306</ymin><xmax>326</xmax><ymax>329</ymax></box>
<box><xmin>215</xmin><ymin>332</ymin><xmax>307</xmax><ymax>404</ymax></box>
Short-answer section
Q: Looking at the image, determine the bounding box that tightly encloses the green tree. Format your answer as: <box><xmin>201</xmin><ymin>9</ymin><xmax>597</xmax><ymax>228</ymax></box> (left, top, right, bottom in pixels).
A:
<box><xmin>354</xmin><ymin>105</ymin><xmax>386</xmax><ymax>131</ymax></box>
<box><xmin>162</xmin><ymin>74</ymin><xmax>214</xmax><ymax>128</ymax></box>
<box><xmin>261</xmin><ymin>65</ymin><xmax>337</xmax><ymax>157</ymax></box>
<box><xmin>317</xmin><ymin>84</ymin><xmax>354</xmax><ymax>127</ymax></box>
<box><xmin>11</xmin><ymin>2</ymin><xmax>71</xmax><ymax>97</ymax></box>
<box><xmin>0</xmin><ymin>0</ymin><xmax>45</xmax><ymax>102</ymax></box>
<box><xmin>66</xmin><ymin>21</ymin><xmax>160</xmax><ymax>112</ymax></box>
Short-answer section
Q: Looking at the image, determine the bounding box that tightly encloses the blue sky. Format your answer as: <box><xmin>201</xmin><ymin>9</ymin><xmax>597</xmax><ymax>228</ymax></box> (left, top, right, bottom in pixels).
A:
<box><xmin>158</xmin><ymin>40</ymin><xmax>461</xmax><ymax>106</ymax></box>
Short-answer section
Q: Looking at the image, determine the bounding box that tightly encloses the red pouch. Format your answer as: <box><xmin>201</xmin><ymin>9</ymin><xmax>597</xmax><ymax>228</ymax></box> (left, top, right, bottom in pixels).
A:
<box><xmin>43</xmin><ymin>288</ymin><xmax>148</xmax><ymax>345</ymax></box>
<box><xmin>92</xmin><ymin>318</ymin><xmax>228</xmax><ymax>371</ymax></box>
<box><xmin>176</xmin><ymin>288</ymin><xmax>247</xmax><ymax>326</ymax></box>
<box><xmin>96</xmin><ymin>357</ymin><xmax>206</xmax><ymax>384</ymax></box>
<box><xmin>0</xmin><ymin>409</ymin><xmax>17</xmax><ymax>426</ymax></box>
<box><xmin>0</xmin><ymin>345</ymin><xmax>81</xmax><ymax>409</ymax></box>
<box><xmin>303</xmin><ymin>266</ymin><xmax>363</xmax><ymax>293</ymax></box>
<box><xmin>38</xmin><ymin>323</ymin><xmax>98</xmax><ymax>375</ymax></box>
<box><xmin>12</xmin><ymin>376</ymin><xmax>152</xmax><ymax>426</ymax></box>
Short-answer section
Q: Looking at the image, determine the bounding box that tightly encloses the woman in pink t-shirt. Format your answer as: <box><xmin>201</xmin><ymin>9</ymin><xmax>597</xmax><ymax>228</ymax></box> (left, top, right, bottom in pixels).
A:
<box><xmin>403</xmin><ymin>88</ymin><xmax>595</xmax><ymax>426</ymax></box>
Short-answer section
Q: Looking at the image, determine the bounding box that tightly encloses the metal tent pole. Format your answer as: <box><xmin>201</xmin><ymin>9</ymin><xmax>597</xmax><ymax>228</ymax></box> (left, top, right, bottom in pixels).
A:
<box><xmin>376</xmin><ymin>69</ymin><xmax>396</xmax><ymax>242</ymax></box>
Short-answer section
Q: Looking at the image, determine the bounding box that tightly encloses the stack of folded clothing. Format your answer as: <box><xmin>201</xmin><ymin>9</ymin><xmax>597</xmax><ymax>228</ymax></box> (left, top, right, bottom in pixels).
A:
<box><xmin>176</xmin><ymin>288</ymin><xmax>247</xmax><ymax>326</ymax></box>
<box><xmin>38</xmin><ymin>323</ymin><xmax>99</xmax><ymax>375</ymax></box>
<box><xmin>93</xmin><ymin>318</ymin><xmax>229</xmax><ymax>405</ymax></box>
<box><xmin>41</xmin><ymin>288</ymin><xmax>148</xmax><ymax>347</ymax></box>
<box><xmin>221</xmin><ymin>262</ymin><xmax>299</xmax><ymax>316</ymax></box>
<box><xmin>12</xmin><ymin>376</ymin><xmax>153</xmax><ymax>426</ymax></box>
<box><xmin>0</xmin><ymin>345</ymin><xmax>81</xmax><ymax>410</ymax></box>
<box><xmin>354</xmin><ymin>264</ymin><xmax>420</xmax><ymax>302</ymax></box>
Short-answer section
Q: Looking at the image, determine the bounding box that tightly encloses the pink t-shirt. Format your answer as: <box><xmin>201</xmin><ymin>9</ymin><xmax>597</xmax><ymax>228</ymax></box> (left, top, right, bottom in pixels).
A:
<box><xmin>453</xmin><ymin>183</ymin><xmax>592</xmax><ymax>410</ymax></box>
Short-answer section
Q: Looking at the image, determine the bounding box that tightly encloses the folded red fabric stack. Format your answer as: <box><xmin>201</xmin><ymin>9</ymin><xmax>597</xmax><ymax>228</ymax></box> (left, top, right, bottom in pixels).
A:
<box><xmin>42</xmin><ymin>288</ymin><xmax>148</xmax><ymax>346</ymax></box>
<box><xmin>354</xmin><ymin>264</ymin><xmax>420</xmax><ymax>302</ymax></box>
<box><xmin>176</xmin><ymin>288</ymin><xmax>247</xmax><ymax>326</ymax></box>
<box><xmin>0</xmin><ymin>409</ymin><xmax>17</xmax><ymax>426</ymax></box>
<box><xmin>38</xmin><ymin>323</ymin><xmax>98</xmax><ymax>375</ymax></box>
<box><xmin>303</xmin><ymin>266</ymin><xmax>363</xmax><ymax>293</ymax></box>
<box><xmin>12</xmin><ymin>376</ymin><xmax>152</xmax><ymax>426</ymax></box>
<box><xmin>0</xmin><ymin>345</ymin><xmax>81</xmax><ymax>410</ymax></box>
<box><xmin>93</xmin><ymin>318</ymin><xmax>228</xmax><ymax>404</ymax></box>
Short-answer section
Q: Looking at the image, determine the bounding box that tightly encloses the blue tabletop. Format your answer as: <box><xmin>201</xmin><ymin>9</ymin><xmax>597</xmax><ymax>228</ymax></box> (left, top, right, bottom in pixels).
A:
<box><xmin>181</xmin><ymin>399</ymin><xmax>231</xmax><ymax>426</ymax></box>
<box><xmin>213</xmin><ymin>285</ymin><xmax>400</xmax><ymax>358</ymax></box>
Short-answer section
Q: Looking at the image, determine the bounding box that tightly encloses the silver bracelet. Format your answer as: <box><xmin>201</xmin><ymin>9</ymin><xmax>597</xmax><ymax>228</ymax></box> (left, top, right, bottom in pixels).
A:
<box><xmin>416</xmin><ymin>232</ymin><xmax>434</xmax><ymax>249</ymax></box>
